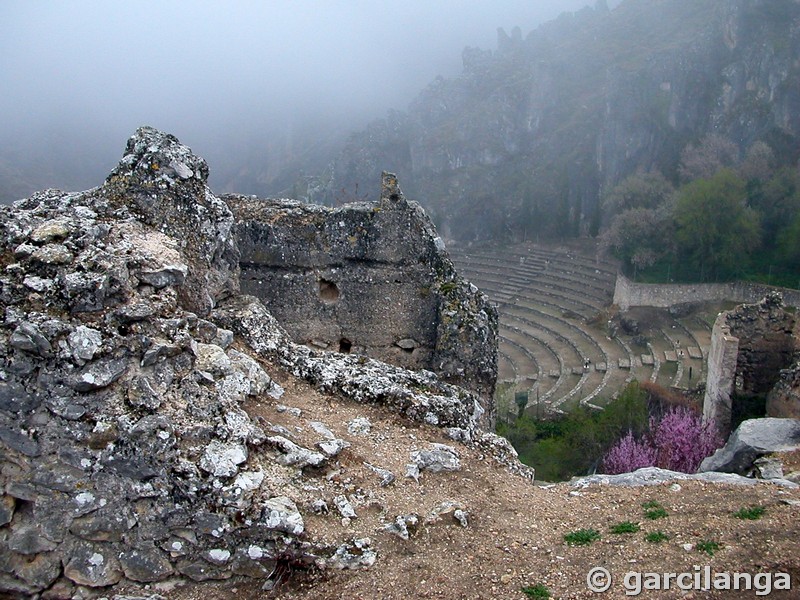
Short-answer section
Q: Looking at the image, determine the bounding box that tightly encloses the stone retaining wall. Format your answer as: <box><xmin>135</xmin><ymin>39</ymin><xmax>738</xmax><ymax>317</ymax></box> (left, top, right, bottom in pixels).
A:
<box><xmin>613</xmin><ymin>274</ymin><xmax>800</xmax><ymax>311</ymax></box>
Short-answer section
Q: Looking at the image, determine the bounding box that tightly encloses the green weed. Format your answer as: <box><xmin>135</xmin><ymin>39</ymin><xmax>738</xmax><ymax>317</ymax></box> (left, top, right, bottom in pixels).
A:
<box><xmin>521</xmin><ymin>584</ymin><xmax>551</xmax><ymax>598</ymax></box>
<box><xmin>564</xmin><ymin>528</ymin><xmax>601</xmax><ymax>546</ymax></box>
<box><xmin>733</xmin><ymin>506</ymin><xmax>766</xmax><ymax>520</ymax></box>
<box><xmin>645</xmin><ymin>531</ymin><xmax>670</xmax><ymax>543</ymax></box>
<box><xmin>642</xmin><ymin>501</ymin><xmax>668</xmax><ymax>520</ymax></box>
<box><xmin>610</xmin><ymin>521</ymin><xmax>640</xmax><ymax>534</ymax></box>
<box><xmin>696</xmin><ymin>540</ymin><xmax>721</xmax><ymax>556</ymax></box>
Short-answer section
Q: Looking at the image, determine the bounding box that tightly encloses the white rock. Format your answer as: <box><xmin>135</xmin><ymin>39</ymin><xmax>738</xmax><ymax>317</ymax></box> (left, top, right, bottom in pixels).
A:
<box><xmin>333</xmin><ymin>495</ymin><xmax>357</xmax><ymax>519</ymax></box>
<box><xmin>199</xmin><ymin>440</ymin><xmax>247</xmax><ymax>477</ymax></box>
<box><xmin>262</xmin><ymin>496</ymin><xmax>304</xmax><ymax>535</ymax></box>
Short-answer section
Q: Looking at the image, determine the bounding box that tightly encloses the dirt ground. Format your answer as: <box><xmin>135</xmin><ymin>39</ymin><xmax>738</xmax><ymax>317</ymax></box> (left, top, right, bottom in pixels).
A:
<box><xmin>110</xmin><ymin>366</ymin><xmax>800</xmax><ymax>600</ymax></box>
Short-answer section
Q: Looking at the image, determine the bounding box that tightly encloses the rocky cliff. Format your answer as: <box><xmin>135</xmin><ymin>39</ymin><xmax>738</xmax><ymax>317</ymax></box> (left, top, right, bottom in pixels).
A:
<box><xmin>299</xmin><ymin>0</ymin><xmax>800</xmax><ymax>242</ymax></box>
<box><xmin>0</xmin><ymin>127</ymin><xmax>508</xmax><ymax>596</ymax></box>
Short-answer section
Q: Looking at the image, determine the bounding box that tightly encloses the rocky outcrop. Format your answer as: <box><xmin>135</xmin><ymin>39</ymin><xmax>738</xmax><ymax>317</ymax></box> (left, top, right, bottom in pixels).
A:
<box><xmin>102</xmin><ymin>126</ymin><xmax>240</xmax><ymax>316</ymax></box>
<box><xmin>298</xmin><ymin>0</ymin><xmax>800</xmax><ymax>242</ymax></box>
<box><xmin>573</xmin><ymin>465</ymin><xmax>797</xmax><ymax>488</ymax></box>
<box><xmin>0</xmin><ymin>128</ymin><xmax>510</xmax><ymax>596</ymax></box>
<box><xmin>698</xmin><ymin>417</ymin><xmax>800</xmax><ymax>476</ymax></box>
<box><xmin>227</xmin><ymin>171</ymin><xmax>498</xmax><ymax>423</ymax></box>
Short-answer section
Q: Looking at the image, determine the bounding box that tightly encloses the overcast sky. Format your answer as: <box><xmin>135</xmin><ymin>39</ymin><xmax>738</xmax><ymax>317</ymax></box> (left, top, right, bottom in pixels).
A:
<box><xmin>0</xmin><ymin>0</ymin><xmax>606</xmax><ymax>192</ymax></box>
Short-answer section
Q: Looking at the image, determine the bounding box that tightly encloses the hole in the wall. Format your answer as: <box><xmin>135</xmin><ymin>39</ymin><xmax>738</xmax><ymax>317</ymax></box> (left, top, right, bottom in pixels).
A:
<box><xmin>338</xmin><ymin>338</ymin><xmax>352</xmax><ymax>354</ymax></box>
<box><xmin>319</xmin><ymin>279</ymin><xmax>340</xmax><ymax>303</ymax></box>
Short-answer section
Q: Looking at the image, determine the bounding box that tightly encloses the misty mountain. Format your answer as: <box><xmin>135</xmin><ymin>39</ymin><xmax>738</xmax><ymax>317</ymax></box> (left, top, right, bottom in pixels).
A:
<box><xmin>292</xmin><ymin>0</ymin><xmax>800</xmax><ymax>242</ymax></box>
<box><xmin>2</xmin><ymin>1</ymin><xmax>607</xmax><ymax>205</ymax></box>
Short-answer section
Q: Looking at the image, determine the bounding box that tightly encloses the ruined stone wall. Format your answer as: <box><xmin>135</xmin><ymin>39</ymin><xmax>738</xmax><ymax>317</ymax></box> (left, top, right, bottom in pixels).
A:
<box><xmin>0</xmin><ymin>130</ymin><xmax>510</xmax><ymax>596</ymax></box>
<box><xmin>614</xmin><ymin>274</ymin><xmax>800</xmax><ymax>311</ymax></box>
<box><xmin>703</xmin><ymin>294</ymin><xmax>797</xmax><ymax>436</ymax></box>
<box><xmin>225</xmin><ymin>174</ymin><xmax>498</xmax><ymax>423</ymax></box>
<box><xmin>767</xmin><ymin>361</ymin><xmax>800</xmax><ymax>421</ymax></box>
<box><xmin>703</xmin><ymin>317</ymin><xmax>740</xmax><ymax>436</ymax></box>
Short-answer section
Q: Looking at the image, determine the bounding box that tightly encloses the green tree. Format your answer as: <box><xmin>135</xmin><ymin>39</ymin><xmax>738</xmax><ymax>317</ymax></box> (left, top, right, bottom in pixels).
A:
<box><xmin>674</xmin><ymin>169</ymin><xmax>761</xmax><ymax>280</ymax></box>
<box><xmin>752</xmin><ymin>167</ymin><xmax>800</xmax><ymax>247</ymax></box>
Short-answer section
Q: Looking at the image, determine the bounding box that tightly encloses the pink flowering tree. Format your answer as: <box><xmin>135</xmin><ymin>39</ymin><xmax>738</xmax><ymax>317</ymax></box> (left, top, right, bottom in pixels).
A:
<box><xmin>601</xmin><ymin>407</ymin><xmax>723</xmax><ymax>475</ymax></box>
<box><xmin>601</xmin><ymin>430</ymin><xmax>657</xmax><ymax>475</ymax></box>
<box><xmin>651</xmin><ymin>407</ymin><xmax>724</xmax><ymax>473</ymax></box>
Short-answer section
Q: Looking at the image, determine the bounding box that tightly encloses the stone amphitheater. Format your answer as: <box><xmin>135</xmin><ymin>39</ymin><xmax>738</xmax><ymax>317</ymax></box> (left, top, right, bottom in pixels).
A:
<box><xmin>450</xmin><ymin>242</ymin><xmax>719</xmax><ymax>419</ymax></box>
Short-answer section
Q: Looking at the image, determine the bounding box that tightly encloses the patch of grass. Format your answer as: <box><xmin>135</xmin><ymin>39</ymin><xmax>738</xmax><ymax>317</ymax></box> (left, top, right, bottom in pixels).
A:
<box><xmin>642</xmin><ymin>501</ymin><xmax>668</xmax><ymax>520</ymax></box>
<box><xmin>733</xmin><ymin>506</ymin><xmax>766</xmax><ymax>520</ymax></box>
<box><xmin>564</xmin><ymin>528</ymin><xmax>601</xmax><ymax>546</ymax></box>
<box><xmin>696</xmin><ymin>540</ymin><xmax>721</xmax><ymax>556</ymax></box>
<box><xmin>521</xmin><ymin>584</ymin><xmax>551</xmax><ymax>598</ymax></box>
<box><xmin>610</xmin><ymin>521</ymin><xmax>641</xmax><ymax>534</ymax></box>
<box><xmin>644</xmin><ymin>506</ymin><xmax>668</xmax><ymax>519</ymax></box>
<box><xmin>645</xmin><ymin>531</ymin><xmax>670</xmax><ymax>543</ymax></box>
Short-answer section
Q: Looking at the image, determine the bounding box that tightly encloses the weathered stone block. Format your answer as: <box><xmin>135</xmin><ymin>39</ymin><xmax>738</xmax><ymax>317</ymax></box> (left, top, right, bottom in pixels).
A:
<box><xmin>225</xmin><ymin>173</ymin><xmax>498</xmax><ymax>427</ymax></box>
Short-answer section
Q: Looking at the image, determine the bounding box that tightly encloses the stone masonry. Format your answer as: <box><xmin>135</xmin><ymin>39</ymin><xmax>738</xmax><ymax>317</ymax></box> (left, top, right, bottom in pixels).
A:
<box><xmin>226</xmin><ymin>173</ymin><xmax>498</xmax><ymax>425</ymax></box>
<box><xmin>703</xmin><ymin>293</ymin><xmax>798</xmax><ymax>436</ymax></box>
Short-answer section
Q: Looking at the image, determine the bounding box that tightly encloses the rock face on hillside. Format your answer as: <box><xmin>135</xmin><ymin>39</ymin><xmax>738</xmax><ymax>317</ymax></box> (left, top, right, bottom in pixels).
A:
<box><xmin>297</xmin><ymin>0</ymin><xmax>800</xmax><ymax>242</ymax></box>
<box><xmin>0</xmin><ymin>128</ymin><xmax>505</xmax><ymax>596</ymax></box>
<box><xmin>227</xmin><ymin>172</ymin><xmax>498</xmax><ymax>419</ymax></box>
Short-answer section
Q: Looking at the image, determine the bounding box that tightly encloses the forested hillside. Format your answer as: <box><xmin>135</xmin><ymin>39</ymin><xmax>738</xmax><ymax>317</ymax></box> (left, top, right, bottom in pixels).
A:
<box><xmin>298</xmin><ymin>0</ymin><xmax>800</xmax><ymax>248</ymax></box>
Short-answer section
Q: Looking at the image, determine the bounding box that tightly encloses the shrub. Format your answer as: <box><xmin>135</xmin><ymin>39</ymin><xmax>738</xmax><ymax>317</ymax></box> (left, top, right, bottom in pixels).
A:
<box><xmin>601</xmin><ymin>430</ymin><xmax>657</xmax><ymax>474</ymax></box>
<box><xmin>601</xmin><ymin>407</ymin><xmax>723</xmax><ymax>475</ymax></box>
<box><xmin>651</xmin><ymin>407</ymin><xmax>724</xmax><ymax>473</ymax></box>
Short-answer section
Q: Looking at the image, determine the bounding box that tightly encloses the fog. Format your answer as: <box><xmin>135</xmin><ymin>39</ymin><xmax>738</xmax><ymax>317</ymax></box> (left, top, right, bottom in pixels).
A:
<box><xmin>1</xmin><ymin>0</ymin><xmax>602</xmax><ymax>199</ymax></box>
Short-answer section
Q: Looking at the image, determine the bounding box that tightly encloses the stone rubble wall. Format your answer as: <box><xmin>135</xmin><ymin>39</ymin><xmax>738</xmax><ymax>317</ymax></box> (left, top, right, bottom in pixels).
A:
<box><xmin>613</xmin><ymin>273</ymin><xmax>800</xmax><ymax>311</ymax></box>
<box><xmin>703</xmin><ymin>293</ymin><xmax>798</xmax><ymax>437</ymax></box>
<box><xmin>0</xmin><ymin>128</ymin><xmax>508</xmax><ymax>597</ymax></box>
<box><xmin>225</xmin><ymin>172</ymin><xmax>498</xmax><ymax>426</ymax></box>
<box><xmin>767</xmin><ymin>362</ymin><xmax>800</xmax><ymax>421</ymax></box>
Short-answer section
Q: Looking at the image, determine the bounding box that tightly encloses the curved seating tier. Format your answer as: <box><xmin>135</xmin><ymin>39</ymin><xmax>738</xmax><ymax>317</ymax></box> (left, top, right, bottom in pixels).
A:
<box><xmin>450</xmin><ymin>242</ymin><xmax>715</xmax><ymax>419</ymax></box>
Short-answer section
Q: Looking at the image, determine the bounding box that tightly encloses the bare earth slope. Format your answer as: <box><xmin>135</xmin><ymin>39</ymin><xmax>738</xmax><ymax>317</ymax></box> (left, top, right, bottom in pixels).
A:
<box><xmin>128</xmin><ymin>370</ymin><xmax>800</xmax><ymax>600</ymax></box>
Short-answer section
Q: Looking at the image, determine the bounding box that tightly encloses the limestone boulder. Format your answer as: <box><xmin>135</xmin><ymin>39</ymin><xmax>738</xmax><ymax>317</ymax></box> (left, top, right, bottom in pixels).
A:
<box><xmin>698</xmin><ymin>418</ymin><xmax>800</xmax><ymax>475</ymax></box>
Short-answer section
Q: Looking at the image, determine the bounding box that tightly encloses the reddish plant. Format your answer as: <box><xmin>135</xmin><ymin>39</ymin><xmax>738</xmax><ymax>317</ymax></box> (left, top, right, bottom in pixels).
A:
<box><xmin>601</xmin><ymin>430</ymin><xmax>657</xmax><ymax>475</ymax></box>
<box><xmin>601</xmin><ymin>407</ymin><xmax>723</xmax><ymax>475</ymax></box>
<box><xmin>651</xmin><ymin>407</ymin><xmax>723</xmax><ymax>473</ymax></box>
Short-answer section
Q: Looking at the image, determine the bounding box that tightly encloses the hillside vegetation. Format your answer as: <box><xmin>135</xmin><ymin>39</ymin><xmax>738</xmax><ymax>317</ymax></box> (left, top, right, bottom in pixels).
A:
<box><xmin>298</xmin><ymin>0</ymin><xmax>800</xmax><ymax>252</ymax></box>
